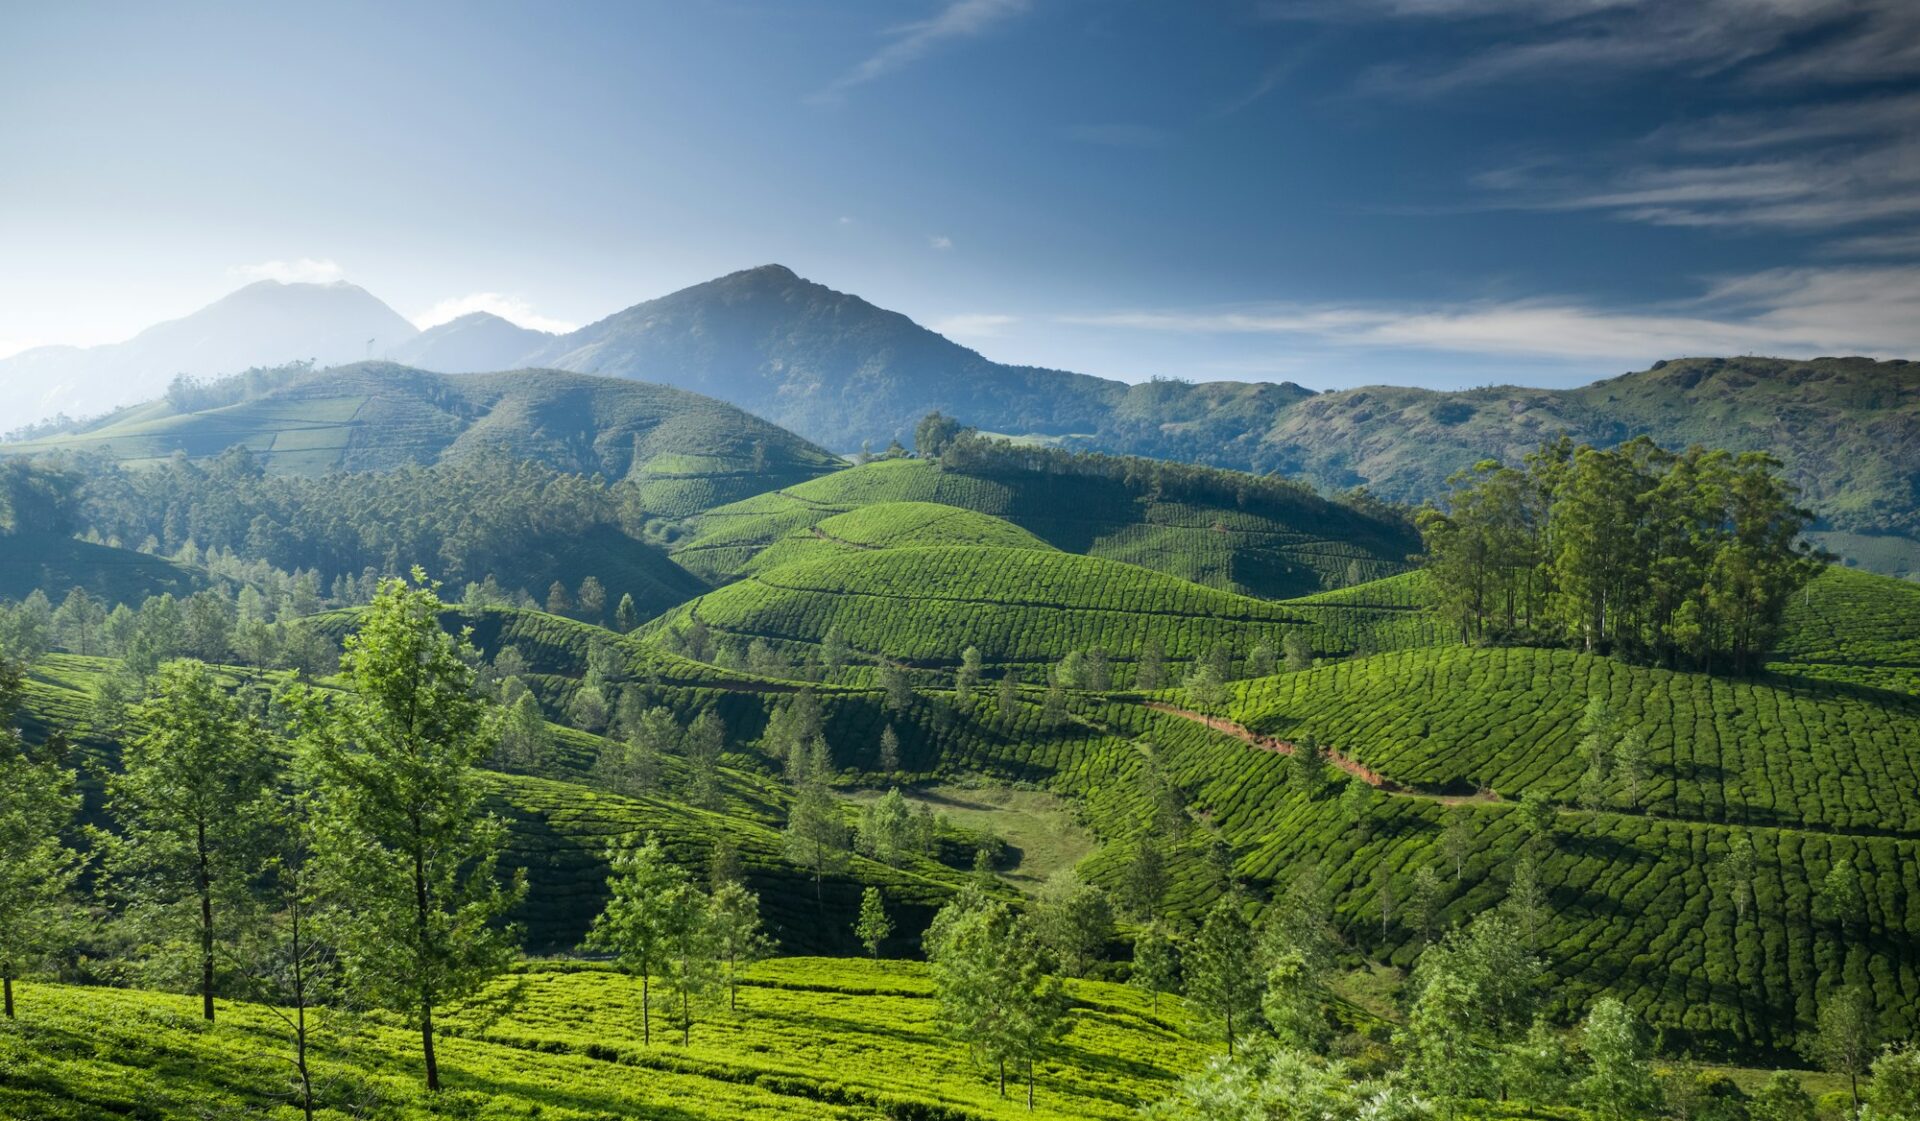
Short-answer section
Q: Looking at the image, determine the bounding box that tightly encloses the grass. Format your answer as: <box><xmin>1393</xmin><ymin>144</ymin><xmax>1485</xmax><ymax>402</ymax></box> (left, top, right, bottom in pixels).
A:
<box><xmin>845</xmin><ymin>782</ymin><xmax>1097</xmax><ymax>890</ymax></box>
<box><xmin>0</xmin><ymin>960</ymin><xmax>1209</xmax><ymax>1120</ymax></box>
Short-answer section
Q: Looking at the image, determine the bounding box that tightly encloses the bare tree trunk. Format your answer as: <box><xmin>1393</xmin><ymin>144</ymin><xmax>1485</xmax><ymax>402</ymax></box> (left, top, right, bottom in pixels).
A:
<box><xmin>3</xmin><ymin>970</ymin><xmax>13</xmax><ymax>1019</ymax></box>
<box><xmin>642</xmin><ymin>973</ymin><xmax>651</xmax><ymax>1045</ymax></box>
<box><xmin>421</xmin><ymin>1003</ymin><xmax>440</xmax><ymax>1092</ymax></box>
<box><xmin>198</xmin><ymin>822</ymin><xmax>215</xmax><ymax>1022</ymax></box>
<box><xmin>414</xmin><ymin>843</ymin><xmax>440</xmax><ymax>1092</ymax></box>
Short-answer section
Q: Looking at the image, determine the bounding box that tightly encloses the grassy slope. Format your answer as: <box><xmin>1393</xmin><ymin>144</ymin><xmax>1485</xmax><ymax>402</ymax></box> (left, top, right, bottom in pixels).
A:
<box><xmin>0</xmin><ymin>960</ymin><xmax>1209</xmax><ymax>1121</ymax></box>
<box><xmin>3</xmin><ymin>363</ymin><xmax>843</xmax><ymax>516</ymax></box>
<box><xmin>0</xmin><ymin>532</ymin><xmax>206</xmax><ymax>605</ymax></box>
<box><xmin>672</xmin><ymin>458</ymin><xmax>1414</xmax><ymax>597</ymax></box>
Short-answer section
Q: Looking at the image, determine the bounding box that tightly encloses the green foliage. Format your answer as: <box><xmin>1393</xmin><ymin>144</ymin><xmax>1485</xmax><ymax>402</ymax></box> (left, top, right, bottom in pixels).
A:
<box><xmin>290</xmin><ymin>571</ymin><xmax>523</xmax><ymax>1092</ymax></box>
<box><xmin>1187</xmin><ymin>894</ymin><xmax>1263</xmax><ymax>1057</ymax></box>
<box><xmin>1574</xmin><ymin>998</ymin><xmax>1659</xmax><ymax>1121</ymax></box>
<box><xmin>1141</xmin><ymin>1043</ymin><xmax>1430</xmax><ymax>1121</ymax></box>
<box><xmin>0</xmin><ymin>658</ymin><xmax>83</xmax><ymax>1018</ymax></box>
<box><xmin>855</xmin><ymin>885</ymin><xmax>892</xmax><ymax>957</ymax></box>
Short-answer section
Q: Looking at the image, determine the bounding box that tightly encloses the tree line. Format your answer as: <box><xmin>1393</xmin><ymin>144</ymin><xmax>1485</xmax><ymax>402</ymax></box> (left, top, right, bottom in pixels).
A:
<box><xmin>1417</xmin><ymin>436</ymin><xmax>1824</xmax><ymax>672</ymax></box>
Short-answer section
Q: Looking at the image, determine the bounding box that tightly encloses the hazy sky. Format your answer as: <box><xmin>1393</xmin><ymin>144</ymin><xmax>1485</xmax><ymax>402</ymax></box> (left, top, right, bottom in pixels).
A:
<box><xmin>5</xmin><ymin>0</ymin><xmax>1920</xmax><ymax>391</ymax></box>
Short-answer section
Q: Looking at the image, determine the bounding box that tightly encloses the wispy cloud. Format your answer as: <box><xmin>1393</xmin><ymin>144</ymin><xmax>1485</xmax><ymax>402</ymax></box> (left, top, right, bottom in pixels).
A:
<box><xmin>928</xmin><ymin>234</ymin><xmax>955</xmax><ymax>250</ymax></box>
<box><xmin>1063</xmin><ymin>266</ymin><xmax>1920</xmax><ymax>363</ymax></box>
<box><xmin>930</xmin><ymin>312</ymin><xmax>1017</xmax><ymax>339</ymax></box>
<box><xmin>816</xmin><ymin>0</ymin><xmax>1030</xmax><ymax>101</ymax></box>
<box><xmin>230</xmin><ymin>258</ymin><xmax>344</xmax><ymax>284</ymax></box>
<box><xmin>413</xmin><ymin>293</ymin><xmax>576</xmax><ymax>334</ymax></box>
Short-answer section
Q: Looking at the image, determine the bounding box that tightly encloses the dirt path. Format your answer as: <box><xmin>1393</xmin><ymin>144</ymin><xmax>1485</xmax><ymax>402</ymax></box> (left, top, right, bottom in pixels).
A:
<box><xmin>1142</xmin><ymin>701</ymin><xmax>1500</xmax><ymax>806</ymax></box>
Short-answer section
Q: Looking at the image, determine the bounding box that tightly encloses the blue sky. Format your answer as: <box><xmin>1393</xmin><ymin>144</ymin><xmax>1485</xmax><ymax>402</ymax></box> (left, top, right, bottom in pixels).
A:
<box><xmin>4</xmin><ymin>0</ymin><xmax>1918</xmax><ymax>390</ymax></box>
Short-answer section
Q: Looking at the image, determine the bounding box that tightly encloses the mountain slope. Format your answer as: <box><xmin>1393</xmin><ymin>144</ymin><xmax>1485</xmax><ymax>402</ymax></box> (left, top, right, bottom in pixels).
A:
<box><xmin>389</xmin><ymin>310</ymin><xmax>552</xmax><ymax>372</ymax></box>
<box><xmin>0</xmin><ymin>280</ymin><xmax>419</xmax><ymax>426</ymax></box>
<box><xmin>3</xmin><ymin>362</ymin><xmax>842</xmax><ymax>501</ymax></box>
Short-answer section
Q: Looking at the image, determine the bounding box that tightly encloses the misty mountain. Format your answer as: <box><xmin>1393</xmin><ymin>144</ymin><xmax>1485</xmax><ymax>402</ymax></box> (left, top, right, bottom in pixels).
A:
<box><xmin>0</xmin><ymin>280</ymin><xmax>418</xmax><ymax>429</ymax></box>
<box><xmin>389</xmin><ymin>311</ymin><xmax>553</xmax><ymax>373</ymax></box>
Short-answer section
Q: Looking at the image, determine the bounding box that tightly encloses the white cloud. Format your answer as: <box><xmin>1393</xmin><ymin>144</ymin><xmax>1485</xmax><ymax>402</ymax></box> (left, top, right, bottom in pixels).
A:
<box><xmin>230</xmin><ymin>257</ymin><xmax>344</xmax><ymax>284</ymax></box>
<box><xmin>837</xmin><ymin>215</ymin><xmax>856</xmax><ymax>226</ymax></box>
<box><xmin>412</xmin><ymin>293</ymin><xmax>576</xmax><ymax>334</ymax></box>
<box><xmin>930</xmin><ymin>313</ymin><xmax>1017</xmax><ymax>339</ymax></box>
<box><xmin>816</xmin><ymin>0</ymin><xmax>1030</xmax><ymax>100</ymax></box>
<box><xmin>929</xmin><ymin>234</ymin><xmax>954</xmax><ymax>250</ymax></box>
<box><xmin>1063</xmin><ymin>266</ymin><xmax>1920</xmax><ymax>363</ymax></box>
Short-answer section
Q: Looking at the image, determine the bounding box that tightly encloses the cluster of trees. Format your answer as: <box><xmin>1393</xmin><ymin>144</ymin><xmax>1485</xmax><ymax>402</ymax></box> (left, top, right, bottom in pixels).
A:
<box><xmin>0</xmin><ymin>572</ymin><xmax>526</xmax><ymax>1111</ymax></box>
<box><xmin>1418</xmin><ymin>437</ymin><xmax>1824</xmax><ymax>672</ymax></box>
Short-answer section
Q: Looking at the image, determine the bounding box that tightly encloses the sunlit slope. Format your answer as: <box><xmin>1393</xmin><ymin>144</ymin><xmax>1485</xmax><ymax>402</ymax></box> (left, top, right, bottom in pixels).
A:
<box><xmin>673</xmin><ymin>457</ymin><xmax>1414</xmax><ymax>597</ymax></box>
<box><xmin>2</xmin><ymin>962</ymin><xmax>1205</xmax><ymax>1121</ymax></box>
<box><xmin>651</xmin><ymin>544</ymin><xmax>1316</xmax><ymax>676</ymax></box>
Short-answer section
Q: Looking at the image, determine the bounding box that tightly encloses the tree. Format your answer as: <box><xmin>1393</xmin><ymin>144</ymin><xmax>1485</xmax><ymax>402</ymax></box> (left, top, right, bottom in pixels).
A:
<box><xmin>614</xmin><ymin>593</ymin><xmax>641</xmax><ymax>633</ymax></box>
<box><xmin>997</xmin><ymin>669</ymin><xmax>1020</xmax><ymax>728</ymax></box>
<box><xmin>111</xmin><ymin>658</ymin><xmax>275</xmax><ymax>1022</ymax></box>
<box><xmin>1041</xmin><ymin>666</ymin><xmax>1068</xmax><ymax>727</ymax></box>
<box><xmin>493</xmin><ymin>690</ymin><xmax>551</xmax><ymax>769</ymax></box>
<box><xmin>955</xmin><ymin>645</ymin><xmax>983</xmax><ymax>703</ymax></box>
<box><xmin>1719</xmin><ymin>831</ymin><xmax>1756</xmax><ymax>923</ymax></box>
<box><xmin>880</xmin><ymin>662</ymin><xmax>914</xmax><ymax>714</ymax></box>
<box><xmin>585</xmin><ymin>836</ymin><xmax>686</xmax><ymax>1044</ymax></box>
<box><xmin>1123</xmin><ymin>838</ymin><xmax>1170</xmax><ymax>921</ymax></box>
<box><xmin>856</xmin><ymin>787</ymin><xmax>913</xmax><ymax>866</ymax></box>
<box><xmin>877</xmin><ymin>724</ymin><xmax>902</xmax><ymax>773</ymax></box>
<box><xmin>1032</xmin><ymin>873</ymin><xmax>1113</xmax><ymax>978</ymax></box>
<box><xmin>1575</xmin><ymin>997</ymin><xmax>1659</xmax><ymax>1121</ymax></box>
<box><xmin>784</xmin><ymin>781</ymin><xmax>850</xmax><ymax>903</ymax></box>
<box><xmin>1503</xmin><ymin>854</ymin><xmax>1551</xmax><ymax>950</ymax></box>
<box><xmin>1247</xmin><ymin>641</ymin><xmax>1277</xmax><ymax>679</ymax></box>
<box><xmin>1864</xmin><ymin>1045</ymin><xmax>1920</xmax><ymax>1121</ymax></box>
<box><xmin>915</xmin><ymin>411</ymin><xmax>965</xmax><ymax>457</ymax></box>
<box><xmin>1187</xmin><ymin>895</ymin><xmax>1262</xmax><ymax>1056</ymax></box>
<box><xmin>1613</xmin><ymin>727</ymin><xmax>1651</xmax><ymax>811</ymax></box>
<box><xmin>1519</xmin><ymin>789</ymin><xmax>1556</xmax><ymax>850</ymax></box>
<box><xmin>1130</xmin><ymin>922</ymin><xmax>1180</xmax><ymax>1012</ymax></box>
<box><xmin>0</xmin><ymin>661</ymin><xmax>84</xmax><ymax>1019</ymax></box>
<box><xmin>1403</xmin><ymin>968</ymin><xmax>1490</xmax><ymax>1107</ymax></box>
<box><xmin>291</xmin><ymin>571</ymin><xmax>523</xmax><ymax>1092</ymax></box>
<box><xmin>707</xmin><ymin>879</ymin><xmax>769</xmax><ymax>1013</ymax></box>
<box><xmin>659</xmin><ymin>879</ymin><xmax>715</xmax><ymax>1045</ymax></box>
<box><xmin>53</xmin><ymin>587</ymin><xmax>106</xmax><ymax>656</ymax></box>
<box><xmin>1291</xmin><ymin>736</ymin><xmax>1327</xmax><ymax>797</ymax></box>
<box><xmin>926</xmin><ymin>894</ymin><xmax>1068</xmax><ymax>1106</ymax></box>
<box><xmin>1183</xmin><ymin>662</ymin><xmax>1229</xmax><ymax>714</ymax></box>
<box><xmin>1819</xmin><ymin>859</ymin><xmax>1868</xmax><ymax>944</ymax></box>
<box><xmin>1408</xmin><ymin>864</ymin><xmax>1444</xmax><ymax>944</ymax></box>
<box><xmin>1136</xmin><ymin>637</ymin><xmax>1166</xmax><ymax>690</ymax></box>
<box><xmin>576</xmin><ymin>576</ymin><xmax>607</xmax><ymax>623</ymax></box>
<box><xmin>856</xmin><ymin>886</ymin><xmax>892</xmax><ymax>957</ymax></box>
<box><xmin>821</xmin><ymin>626</ymin><xmax>848</xmax><ymax>674</ymax></box>
<box><xmin>238</xmin><ymin>785</ymin><xmax>339</xmax><ymax>1121</ymax></box>
<box><xmin>1750</xmin><ymin>1070</ymin><xmax>1817</xmax><ymax>1121</ymax></box>
<box><xmin>1811</xmin><ymin>986</ymin><xmax>1875</xmax><ymax>1120</ymax></box>
<box><xmin>685</xmin><ymin>709</ymin><xmax>725</xmax><ymax>808</ymax></box>
<box><xmin>1439</xmin><ymin>809</ymin><xmax>1474</xmax><ymax>880</ymax></box>
<box><xmin>545</xmin><ymin>580</ymin><xmax>572</xmax><ymax>615</ymax></box>
<box><xmin>1263</xmin><ymin>948</ymin><xmax>1330</xmax><ymax>1053</ymax></box>
<box><xmin>1083</xmin><ymin>647</ymin><xmax>1112</xmax><ymax>691</ymax></box>
<box><xmin>1283</xmin><ymin>632</ymin><xmax>1313</xmax><ymax>673</ymax></box>
<box><xmin>600</xmin><ymin>704</ymin><xmax>675</xmax><ymax>798</ymax></box>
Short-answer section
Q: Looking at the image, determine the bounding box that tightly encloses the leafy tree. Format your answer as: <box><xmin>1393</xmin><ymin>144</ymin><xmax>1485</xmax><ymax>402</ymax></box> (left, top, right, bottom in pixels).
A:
<box><xmin>0</xmin><ymin>661</ymin><xmax>84</xmax><ymax>1020</ymax></box>
<box><xmin>1750</xmin><ymin>1071</ymin><xmax>1817</xmax><ymax>1121</ymax></box>
<box><xmin>1282</xmin><ymin>632</ymin><xmax>1313</xmax><ymax>673</ymax></box>
<box><xmin>955</xmin><ymin>645</ymin><xmax>982</xmax><ymax>703</ymax></box>
<box><xmin>1123</xmin><ymin>837</ymin><xmax>1170</xmax><ymax>921</ymax></box>
<box><xmin>1143</xmin><ymin>1045</ymin><xmax>1425</xmax><ymax>1121</ymax></box>
<box><xmin>1864</xmin><ymin>1045</ymin><xmax>1920</xmax><ymax>1121</ymax></box>
<box><xmin>1503</xmin><ymin>854</ymin><xmax>1551</xmax><ymax>950</ymax></box>
<box><xmin>685</xmin><ymin>709</ymin><xmax>725</xmax><ymax>808</ymax></box>
<box><xmin>1057</xmin><ymin>650</ymin><xmax>1086</xmax><ymax>689</ymax></box>
<box><xmin>614</xmin><ymin>592</ymin><xmax>641</xmax><ymax>633</ymax></box>
<box><xmin>53</xmin><ymin>587</ymin><xmax>106</xmax><ymax>656</ymax></box>
<box><xmin>1291</xmin><ymin>736</ymin><xmax>1327</xmax><ymax>797</ymax></box>
<box><xmin>856</xmin><ymin>786</ymin><xmax>913</xmax><ymax>866</ymax></box>
<box><xmin>1403</xmin><ymin>969</ymin><xmax>1490</xmax><ymax>1108</ymax></box>
<box><xmin>1032</xmin><ymin>873</ymin><xmax>1113</xmax><ymax>978</ymax></box>
<box><xmin>1130</xmin><ymin>922</ymin><xmax>1180</xmax><ymax>1012</ymax></box>
<box><xmin>1439</xmin><ymin>808</ymin><xmax>1474</xmax><ymax>880</ymax></box>
<box><xmin>856</xmin><ymin>886</ymin><xmax>892</xmax><ymax>957</ymax></box>
<box><xmin>1407</xmin><ymin>864</ymin><xmax>1444</xmax><ymax>945</ymax></box>
<box><xmin>111</xmin><ymin>658</ymin><xmax>275</xmax><ymax>1022</ymax></box>
<box><xmin>707</xmin><ymin>879</ymin><xmax>771</xmax><ymax>1013</ymax></box>
<box><xmin>784</xmin><ymin>780</ymin><xmax>850</xmax><ymax>903</ymax></box>
<box><xmin>585</xmin><ymin>835</ymin><xmax>685</xmax><ymax>1045</ymax></box>
<box><xmin>1504</xmin><ymin>1015</ymin><xmax>1576</xmax><ymax>1106</ymax></box>
<box><xmin>1819</xmin><ymin>859</ymin><xmax>1868</xmax><ymax>940</ymax></box>
<box><xmin>1519</xmin><ymin>789</ymin><xmax>1557</xmax><ymax>850</ymax></box>
<box><xmin>576</xmin><ymin>576</ymin><xmax>607</xmax><ymax>622</ymax></box>
<box><xmin>1184</xmin><ymin>662</ymin><xmax>1229</xmax><ymax>714</ymax></box>
<box><xmin>915</xmin><ymin>411</ymin><xmax>965</xmax><ymax>457</ymax></box>
<box><xmin>1041</xmin><ymin>666</ymin><xmax>1068</xmax><ymax>727</ymax></box>
<box><xmin>1136</xmin><ymin>636</ymin><xmax>1167</xmax><ymax>690</ymax></box>
<box><xmin>821</xmin><ymin>626</ymin><xmax>848</xmax><ymax>674</ymax></box>
<box><xmin>1188</xmin><ymin>895</ymin><xmax>1262</xmax><ymax>1056</ymax></box>
<box><xmin>1719</xmin><ymin>831</ymin><xmax>1757</xmax><ymax>923</ymax></box>
<box><xmin>545</xmin><ymin>580</ymin><xmax>572</xmax><ymax>615</ymax></box>
<box><xmin>1262</xmin><ymin>948</ymin><xmax>1330</xmax><ymax>1053</ymax></box>
<box><xmin>1247</xmin><ymin>641</ymin><xmax>1277</xmax><ymax>679</ymax></box>
<box><xmin>926</xmin><ymin>893</ymin><xmax>1068</xmax><ymax>1106</ymax></box>
<box><xmin>493</xmin><ymin>690</ymin><xmax>551</xmax><ymax>769</ymax></box>
<box><xmin>1083</xmin><ymin>647</ymin><xmax>1112</xmax><ymax>691</ymax></box>
<box><xmin>877</xmin><ymin>723</ymin><xmax>902</xmax><ymax>773</ymax></box>
<box><xmin>599</xmin><ymin>704</ymin><xmax>676</xmax><ymax>798</ymax></box>
<box><xmin>1811</xmin><ymin>986</ymin><xmax>1876</xmax><ymax>1120</ymax></box>
<box><xmin>659</xmin><ymin>879</ymin><xmax>715</xmax><ymax>1045</ymax></box>
<box><xmin>880</xmin><ymin>662</ymin><xmax>914</xmax><ymax>714</ymax></box>
<box><xmin>1575</xmin><ymin>997</ymin><xmax>1659</xmax><ymax>1121</ymax></box>
<box><xmin>997</xmin><ymin>669</ymin><xmax>1020</xmax><ymax>728</ymax></box>
<box><xmin>291</xmin><ymin>571</ymin><xmax>523</xmax><ymax>1092</ymax></box>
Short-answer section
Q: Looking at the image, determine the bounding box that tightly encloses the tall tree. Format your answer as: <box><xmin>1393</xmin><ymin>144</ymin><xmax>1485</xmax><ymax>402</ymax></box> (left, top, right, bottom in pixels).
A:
<box><xmin>1129</xmin><ymin>922</ymin><xmax>1180</xmax><ymax>1012</ymax></box>
<box><xmin>291</xmin><ymin>571</ymin><xmax>523</xmax><ymax>1092</ymax></box>
<box><xmin>856</xmin><ymin>885</ymin><xmax>892</xmax><ymax>957</ymax></box>
<box><xmin>1187</xmin><ymin>895</ymin><xmax>1262</xmax><ymax>1056</ymax></box>
<box><xmin>784</xmin><ymin>779</ymin><xmax>850</xmax><ymax>903</ymax></box>
<box><xmin>1811</xmin><ymin>986</ymin><xmax>1876</xmax><ymax>1120</ymax></box>
<box><xmin>1032</xmin><ymin>873</ymin><xmax>1113</xmax><ymax>979</ymax></box>
<box><xmin>585</xmin><ymin>835</ymin><xmax>686</xmax><ymax>1044</ymax></box>
<box><xmin>955</xmin><ymin>645</ymin><xmax>983</xmax><ymax>703</ymax></box>
<box><xmin>707</xmin><ymin>878</ymin><xmax>771</xmax><ymax>1013</ymax></box>
<box><xmin>111</xmin><ymin>658</ymin><xmax>274</xmax><ymax>1022</ymax></box>
<box><xmin>0</xmin><ymin>661</ymin><xmax>84</xmax><ymax>1019</ymax></box>
<box><xmin>1575</xmin><ymin>998</ymin><xmax>1659</xmax><ymax>1121</ymax></box>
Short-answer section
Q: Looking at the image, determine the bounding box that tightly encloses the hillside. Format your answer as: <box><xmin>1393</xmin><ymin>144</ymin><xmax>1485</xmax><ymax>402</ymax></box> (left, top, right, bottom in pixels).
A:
<box><xmin>387</xmin><ymin>310</ymin><xmax>554</xmax><ymax>372</ymax></box>
<box><xmin>3</xmin><ymin>363</ymin><xmax>843</xmax><ymax>513</ymax></box>
<box><xmin>673</xmin><ymin>455</ymin><xmax>1416</xmax><ymax>598</ymax></box>
<box><xmin>0</xmin><ymin>962</ymin><xmax>1207</xmax><ymax>1121</ymax></box>
<box><xmin>0</xmin><ymin>280</ymin><xmax>418</xmax><ymax>428</ymax></box>
<box><xmin>0</xmin><ymin>531</ymin><xmax>205</xmax><ymax>604</ymax></box>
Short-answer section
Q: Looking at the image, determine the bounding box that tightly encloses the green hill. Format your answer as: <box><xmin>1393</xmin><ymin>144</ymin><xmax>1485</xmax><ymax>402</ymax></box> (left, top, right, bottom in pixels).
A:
<box><xmin>0</xmin><ymin>531</ymin><xmax>205</xmax><ymax>605</ymax></box>
<box><xmin>651</xmin><ymin>545</ymin><xmax>1316</xmax><ymax>679</ymax></box>
<box><xmin>674</xmin><ymin>455</ymin><xmax>1416</xmax><ymax>598</ymax></box>
<box><xmin>3</xmin><ymin>362</ymin><xmax>842</xmax><ymax>515</ymax></box>
<box><xmin>1</xmin><ymin>961</ymin><xmax>1207</xmax><ymax>1121</ymax></box>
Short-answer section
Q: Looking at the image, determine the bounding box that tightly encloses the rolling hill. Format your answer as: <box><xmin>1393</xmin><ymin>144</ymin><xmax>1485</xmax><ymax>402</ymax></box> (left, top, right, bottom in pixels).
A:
<box><xmin>2</xmin><ymin>363</ymin><xmax>843</xmax><ymax>513</ymax></box>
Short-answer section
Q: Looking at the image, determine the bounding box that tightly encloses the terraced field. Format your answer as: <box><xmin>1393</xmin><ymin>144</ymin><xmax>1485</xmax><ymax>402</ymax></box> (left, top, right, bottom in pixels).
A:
<box><xmin>0</xmin><ymin>960</ymin><xmax>1208</xmax><ymax>1121</ymax></box>
<box><xmin>0</xmin><ymin>531</ymin><xmax>208</xmax><ymax>605</ymax></box>
<box><xmin>650</xmin><ymin>544</ymin><xmax>1314</xmax><ymax>676</ymax></box>
<box><xmin>671</xmin><ymin>458</ymin><xmax>1414</xmax><ymax>597</ymax></box>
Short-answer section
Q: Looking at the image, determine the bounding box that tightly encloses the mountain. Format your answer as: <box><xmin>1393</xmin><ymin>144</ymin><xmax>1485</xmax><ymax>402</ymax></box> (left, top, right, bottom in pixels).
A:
<box><xmin>2</xmin><ymin>362</ymin><xmax>843</xmax><ymax>513</ymax></box>
<box><xmin>388</xmin><ymin>310</ymin><xmax>553</xmax><ymax>372</ymax></box>
<box><xmin>0</xmin><ymin>280</ymin><xmax>419</xmax><ymax>427</ymax></box>
<box><xmin>525</xmin><ymin>264</ymin><xmax>1134</xmax><ymax>446</ymax></box>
